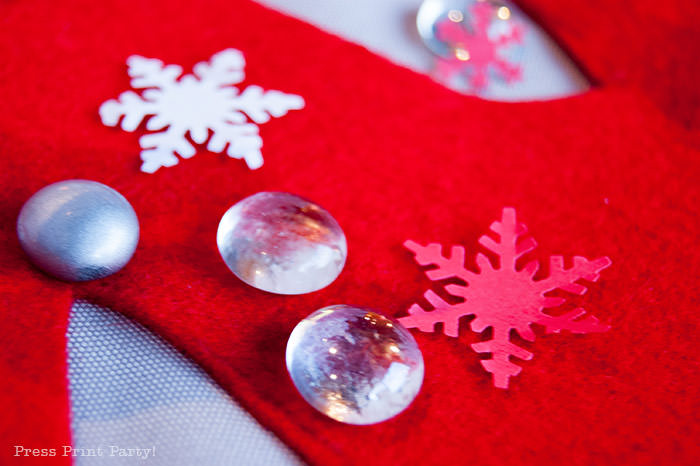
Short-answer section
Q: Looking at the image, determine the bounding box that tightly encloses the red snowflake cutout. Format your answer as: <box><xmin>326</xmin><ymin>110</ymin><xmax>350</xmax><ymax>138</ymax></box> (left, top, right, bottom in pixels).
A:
<box><xmin>399</xmin><ymin>208</ymin><xmax>611</xmax><ymax>388</ymax></box>
<box><xmin>434</xmin><ymin>2</ymin><xmax>523</xmax><ymax>92</ymax></box>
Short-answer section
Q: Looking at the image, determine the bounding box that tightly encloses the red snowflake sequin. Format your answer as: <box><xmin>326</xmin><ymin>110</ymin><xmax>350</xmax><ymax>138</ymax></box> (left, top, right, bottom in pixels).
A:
<box><xmin>434</xmin><ymin>1</ymin><xmax>523</xmax><ymax>92</ymax></box>
<box><xmin>400</xmin><ymin>208</ymin><xmax>611</xmax><ymax>388</ymax></box>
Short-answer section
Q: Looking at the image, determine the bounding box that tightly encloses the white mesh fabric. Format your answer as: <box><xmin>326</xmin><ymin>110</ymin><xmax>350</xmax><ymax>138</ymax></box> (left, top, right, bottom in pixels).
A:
<box><xmin>67</xmin><ymin>300</ymin><xmax>302</xmax><ymax>465</ymax></box>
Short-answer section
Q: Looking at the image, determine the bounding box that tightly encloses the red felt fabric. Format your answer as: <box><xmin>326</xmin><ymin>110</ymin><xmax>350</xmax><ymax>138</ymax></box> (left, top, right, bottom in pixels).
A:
<box><xmin>0</xmin><ymin>0</ymin><xmax>698</xmax><ymax>465</ymax></box>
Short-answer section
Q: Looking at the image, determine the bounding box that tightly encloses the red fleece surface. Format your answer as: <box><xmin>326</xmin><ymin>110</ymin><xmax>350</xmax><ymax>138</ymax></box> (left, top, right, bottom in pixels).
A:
<box><xmin>0</xmin><ymin>0</ymin><xmax>699</xmax><ymax>465</ymax></box>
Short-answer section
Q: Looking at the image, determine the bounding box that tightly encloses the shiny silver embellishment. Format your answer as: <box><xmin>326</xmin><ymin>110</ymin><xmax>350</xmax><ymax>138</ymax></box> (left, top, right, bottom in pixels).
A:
<box><xmin>17</xmin><ymin>180</ymin><xmax>140</xmax><ymax>281</ymax></box>
<box><xmin>217</xmin><ymin>192</ymin><xmax>347</xmax><ymax>295</ymax></box>
<box><xmin>286</xmin><ymin>305</ymin><xmax>424</xmax><ymax>425</ymax></box>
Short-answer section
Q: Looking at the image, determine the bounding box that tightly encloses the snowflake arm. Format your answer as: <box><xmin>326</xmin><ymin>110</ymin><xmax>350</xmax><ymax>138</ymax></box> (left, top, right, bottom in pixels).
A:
<box><xmin>234</xmin><ymin>86</ymin><xmax>305</xmax><ymax>124</ymax></box>
<box><xmin>208</xmin><ymin>122</ymin><xmax>264</xmax><ymax>169</ymax></box>
<box><xmin>534</xmin><ymin>255</ymin><xmax>612</xmax><ymax>333</ymax></box>
<box><xmin>478</xmin><ymin>207</ymin><xmax>536</xmax><ymax>270</ymax></box>
<box><xmin>403</xmin><ymin>240</ymin><xmax>474</xmax><ymax>282</ymax></box>
<box><xmin>138</xmin><ymin>126</ymin><xmax>194</xmax><ymax>173</ymax></box>
<box><xmin>399</xmin><ymin>290</ymin><xmax>472</xmax><ymax>337</ymax></box>
<box><xmin>539</xmin><ymin>308</ymin><xmax>610</xmax><ymax>334</ymax></box>
<box><xmin>127</xmin><ymin>55</ymin><xmax>182</xmax><ymax>89</ymax></box>
<box><xmin>492</xmin><ymin>58</ymin><xmax>522</xmax><ymax>83</ymax></box>
<box><xmin>99</xmin><ymin>91</ymin><xmax>155</xmax><ymax>132</ymax></box>
<box><xmin>536</xmin><ymin>255</ymin><xmax>612</xmax><ymax>295</ymax></box>
<box><xmin>399</xmin><ymin>241</ymin><xmax>479</xmax><ymax>336</ymax></box>
<box><xmin>99</xmin><ymin>56</ymin><xmax>181</xmax><ymax>131</ymax></box>
<box><xmin>472</xmin><ymin>327</ymin><xmax>533</xmax><ymax>389</ymax></box>
<box><xmin>493</xmin><ymin>23</ymin><xmax>524</xmax><ymax>47</ymax></box>
<box><xmin>194</xmin><ymin>49</ymin><xmax>245</xmax><ymax>87</ymax></box>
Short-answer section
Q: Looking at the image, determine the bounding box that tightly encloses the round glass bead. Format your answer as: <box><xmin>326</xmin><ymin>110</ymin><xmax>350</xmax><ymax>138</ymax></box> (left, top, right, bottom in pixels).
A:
<box><xmin>217</xmin><ymin>192</ymin><xmax>347</xmax><ymax>295</ymax></box>
<box><xmin>286</xmin><ymin>305</ymin><xmax>424</xmax><ymax>424</ymax></box>
<box><xmin>417</xmin><ymin>0</ymin><xmax>523</xmax><ymax>59</ymax></box>
<box><xmin>16</xmin><ymin>179</ymin><xmax>140</xmax><ymax>281</ymax></box>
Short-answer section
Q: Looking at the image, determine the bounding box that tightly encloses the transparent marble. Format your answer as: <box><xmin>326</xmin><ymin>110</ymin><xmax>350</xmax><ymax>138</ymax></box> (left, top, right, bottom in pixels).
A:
<box><xmin>417</xmin><ymin>0</ymin><xmax>522</xmax><ymax>57</ymax></box>
<box><xmin>217</xmin><ymin>192</ymin><xmax>347</xmax><ymax>295</ymax></box>
<box><xmin>286</xmin><ymin>305</ymin><xmax>424</xmax><ymax>425</ymax></box>
<box><xmin>17</xmin><ymin>180</ymin><xmax>140</xmax><ymax>282</ymax></box>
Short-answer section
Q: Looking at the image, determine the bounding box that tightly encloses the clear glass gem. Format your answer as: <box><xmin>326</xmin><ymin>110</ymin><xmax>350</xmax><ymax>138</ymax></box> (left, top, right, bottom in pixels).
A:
<box><xmin>286</xmin><ymin>305</ymin><xmax>424</xmax><ymax>425</ymax></box>
<box><xmin>417</xmin><ymin>0</ymin><xmax>522</xmax><ymax>58</ymax></box>
<box><xmin>417</xmin><ymin>0</ymin><xmax>525</xmax><ymax>93</ymax></box>
<box><xmin>16</xmin><ymin>180</ymin><xmax>140</xmax><ymax>282</ymax></box>
<box><xmin>217</xmin><ymin>192</ymin><xmax>347</xmax><ymax>295</ymax></box>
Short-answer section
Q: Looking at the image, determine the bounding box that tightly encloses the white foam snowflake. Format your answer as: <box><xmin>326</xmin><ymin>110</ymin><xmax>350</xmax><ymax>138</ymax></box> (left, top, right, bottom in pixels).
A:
<box><xmin>99</xmin><ymin>49</ymin><xmax>305</xmax><ymax>173</ymax></box>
